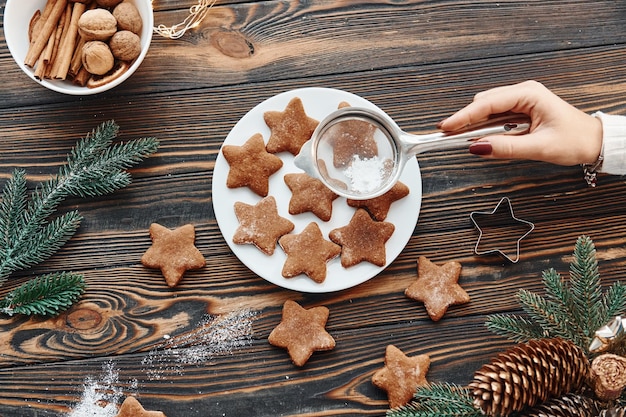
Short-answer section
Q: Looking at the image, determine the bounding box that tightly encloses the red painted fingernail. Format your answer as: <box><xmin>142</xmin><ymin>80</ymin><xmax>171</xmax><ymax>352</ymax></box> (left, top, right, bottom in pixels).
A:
<box><xmin>469</xmin><ymin>142</ymin><xmax>493</xmax><ymax>156</ymax></box>
<box><xmin>436</xmin><ymin>119</ymin><xmax>447</xmax><ymax>129</ymax></box>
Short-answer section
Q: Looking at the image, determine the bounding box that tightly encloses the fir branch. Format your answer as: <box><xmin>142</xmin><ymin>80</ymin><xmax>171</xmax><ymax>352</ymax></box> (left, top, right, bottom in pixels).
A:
<box><xmin>484</xmin><ymin>235</ymin><xmax>626</xmax><ymax>353</ymax></box>
<box><xmin>63</xmin><ymin>129</ymin><xmax>160</xmax><ymax>198</ymax></box>
<box><xmin>387</xmin><ymin>383</ymin><xmax>481</xmax><ymax>417</ymax></box>
<box><xmin>0</xmin><ymin>169</ymin><xmax>28</xmax><ymax>260</ymax></box>
<box><xmin>517</xmin><ymin>289</ymin><xmax>578</xmax><ymax>343</ymax></box>
<box><xmin>0</xmin><ymin>121</ymin><xmax>158</xmax><ymax>284</ymax></box>
<box><xmin>542</xmin><ymin>268</ymin><xmax>573</xmax><ymax>314</ymax></box>
<box><xmin>485</xmin><ymin>313</ymin><xmax>545</xmax><ymax>342</ymax></box>
<box><xmin>68</xmin><ymin>119</ymin><xmax>119</xmax><ymax>169</ymax></box>
<box><xmin>569</xmin><ymin>235</ymin><xmax>604</xmax><ymax>341</ymax></box>
<box><xmin>604</xmin><ymin>282</ymin><xmax>626</xmax><ymax>322</ymax></box>
<box><xmin>0</xmin><ymin>272</ymin><xmax>86</xmax><ymax>316</ymax></box>
<box><xmin>6</xmin><ymin>211</ymin><xmax>82</xmax><ymax>273</ymax></box>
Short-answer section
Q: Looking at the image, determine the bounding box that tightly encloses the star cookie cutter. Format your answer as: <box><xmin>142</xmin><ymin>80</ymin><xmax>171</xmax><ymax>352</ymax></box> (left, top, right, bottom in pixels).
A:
<box><xmin>470</xmin><ymin>197</ymin><xmax>534</xmax><ymax>263</ymax></box>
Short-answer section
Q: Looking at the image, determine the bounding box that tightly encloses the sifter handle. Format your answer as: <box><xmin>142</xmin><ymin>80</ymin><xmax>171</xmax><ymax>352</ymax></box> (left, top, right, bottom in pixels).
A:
<box><xmin>404</xmin><ymin>116</ymin><xmax>530</xmax><ymax>155</ymax></box>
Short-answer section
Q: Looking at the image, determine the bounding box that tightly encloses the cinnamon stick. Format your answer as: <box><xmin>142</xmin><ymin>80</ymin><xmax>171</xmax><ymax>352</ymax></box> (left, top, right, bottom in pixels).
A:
<box><xmin>29</xmin><ymin>0</ymin><xmax>55</xmax><ymax>43</ymax></box>
<box><xmin>52</xmin><ymin>1</ymin><xmax>86</xmax><ymax>80</ymax></box>
<box><xmin>72</xmin><ymin>66</ymin><xmax>91</xmax><ymax>86</ymax></box>
<box><xmin>34</xmin><ymin>51</ymin><xmax>48</xmax><ymax>80</ymax></box>
<box><xmin>44</xmin><ymin>13</ymin><xmax>67</xmax><ymax>79</ymax></box>
<box><xmin>28</xmin><ymin>10</ymin><xmax>41</xmax><ymax>43</ymax></box>
<box><xmin>24</xmin><ymin>0</ymin><xmax>68</xmax><ymax>67</ymax></box>
<box><xmin>41</xmin><ymin>33</ymin><xmax>55</xmax><ymax>65</ymax></box>
<box><xmin>69</xmin><ymin>37</ymin><xmax>86</xmax><ymax>77</ymax></box>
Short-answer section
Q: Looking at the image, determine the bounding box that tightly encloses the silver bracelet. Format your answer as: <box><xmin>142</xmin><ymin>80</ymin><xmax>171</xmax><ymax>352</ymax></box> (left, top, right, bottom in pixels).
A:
<box><xmin>582</xmin><ymin>152</ymin><xmax>604</xmax><ymax>188</ymax></box>
<box><xmin>582</xmin><ymin>156</ymin><xmax>603</xmax><ymax>187</ymax></box>
<box><xmin>582</xmin><ymin>112</ymin><xmax>605</xmax><ymax>188</ymax></box>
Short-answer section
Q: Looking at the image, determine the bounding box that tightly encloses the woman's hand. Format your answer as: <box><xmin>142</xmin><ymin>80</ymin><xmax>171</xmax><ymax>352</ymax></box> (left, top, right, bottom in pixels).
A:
<box><xmin>438</xmin><ymin>80</ymin><xmax>603</xmax><ymax>166</ymax></box>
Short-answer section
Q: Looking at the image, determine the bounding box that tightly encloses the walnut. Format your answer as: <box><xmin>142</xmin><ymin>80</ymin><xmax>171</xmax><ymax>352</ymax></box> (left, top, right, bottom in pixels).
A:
<box><xmin>113</xmin><ymin>2</ymin><xmax>143</xmax><ymax>35</ymax></box>
<box><xmin>109</xmin><ymin>30</ymin><xmax>141</xmax><ymax>61</ymax></box>
<box><xmin>78</xmin><ymin>9</ymin><xmax>118</xmax><ymax>41</ymax></box>
<box><xmin>82</xmin><ymin>41</ymin><xmax>115</xmax><ymax>75</ymax></box>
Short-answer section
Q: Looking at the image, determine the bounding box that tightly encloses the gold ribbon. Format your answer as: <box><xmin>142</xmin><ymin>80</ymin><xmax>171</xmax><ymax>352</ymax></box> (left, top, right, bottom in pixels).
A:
<box><xmin>152</xmin><ymin>0</ymin><xmax>217</xmax><ymax>40</ymax></box>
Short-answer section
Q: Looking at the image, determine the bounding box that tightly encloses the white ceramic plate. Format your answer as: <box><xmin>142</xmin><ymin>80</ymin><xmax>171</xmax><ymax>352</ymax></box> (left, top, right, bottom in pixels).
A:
<box><xmin>213</xmin><ymin>87</ymin><xmax>422</xmax><ymax>293</ymax></box>
<box><xmin>3</xmin><ymin>0</ymin><xmax>153</xmax><ymax>95</ymax></box>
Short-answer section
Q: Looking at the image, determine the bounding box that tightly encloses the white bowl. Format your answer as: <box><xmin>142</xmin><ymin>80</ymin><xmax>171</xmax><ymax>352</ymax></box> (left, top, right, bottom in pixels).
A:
<box><xmin>4</xmin><ymin>0</ymin><xmax>153</xmax><ymax>95</ymax></box>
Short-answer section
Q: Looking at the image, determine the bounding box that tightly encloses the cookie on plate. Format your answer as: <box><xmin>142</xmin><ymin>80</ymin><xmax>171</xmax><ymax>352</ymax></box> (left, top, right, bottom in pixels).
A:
<box><xmin>329</xmin><ymin>208</ymin><xmax>395</xmax><ymax>267</ymax></box>
<box><xmin>405</xmin><ymin>256</ymin><xmax>470</xmax><ymax>321</ymax></box>
<box><xmin>347</xmin><ymin>181</ymin><xmax>410</xmax><ymax>221</ymax></box>
<box><xmin>264</xmin><ymin>97</ymin><xmax>319</xmax><ymax>155</ymax></box>
<box><xmin>372</xmin><ymin>344</ymin><xmax>430</xmax><ymax>408</ymax></box>
<box><xmin>329</xmin><ymin>101</ymin><xmax>378</xmax><ymax>167</ymax></box>
<box><xmin>233</xmin><ymin>196</ymin><xmax>295</xmax><ymax>255</ymax></box>
<box><xmin>284</xmin><ymin>172</ymin><xmax>339</xmax><ymax>221</ymax></box>
<box><xmin>278</xmin><ymin>222</ymin><xmax>341</xmax><ymax>283</ymax></box>
<box><xmin>141</xmin><ymin>223</ymin><xmax>206</xmax><ymax>287</ymax></box>
<box><xmin>268</xmin><ymin>300</ymin><xmax>335</xmax><ymax>367</ymax></box>
<box><xmin>222</xmin><ymin>133</ymin><xmax>283</xmax><ymax>197</ymax></box>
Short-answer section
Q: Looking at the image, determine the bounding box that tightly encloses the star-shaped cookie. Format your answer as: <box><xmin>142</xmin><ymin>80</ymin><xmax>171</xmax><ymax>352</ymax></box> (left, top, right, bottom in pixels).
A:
<box><xmin>329</xmin><ymin>101</ymin><xmax>378</xmax><ymax>167</ymax></box>
<box><xmin>222</xmin><ymin>133</ymin><xmax>283</xmax><ymax>197</ymax></box>
<box><xmin>329</xmin><ymin>208</ymin><xmax>395</xmax><ymax>267</ymax></box>
<box><xmin>278</xmin><ymin>222</ymin><xmax>341</xmax><ymax>283</ymax></box>
<box><xmin>284</xmin><ymin>173</ymin><xmax>339</xmax><ymax>221</ymax></box>
<box><xmin>347</xmin><ymin>181</ymin><xmax>410</xmax><ymax>221</ymax></box>
<box><xmin>372</xmin><ymin>344</ymin><xmax>430</xmax><ymax>408</ymax></box>
<box><xmin>141</xmin><ymin>223</ymin><xmax>206</xmax><ymax>287</ymax></box>
<box><xmin>264</xmin><ymin>97</ymin><xmax>319</xmax><ymax>155</ymax></box>
<box><xmin>268</xmin><ymin>300</ymin><xmax>335</xmax><ymax>366</ymax></box>
<box><xmin>405</xmin><ymin>256</ymin><xmax>470</xmax><ymax>321</ymax></box>
<box><xmin>115</xmin><ymin>396</ymin><xmax>166</xmax><ymax>417</ymax></box>
<box><xmin>233</xmin><ymin>196</ymin><xmax>294</xmax><ymax>255</ymax></box>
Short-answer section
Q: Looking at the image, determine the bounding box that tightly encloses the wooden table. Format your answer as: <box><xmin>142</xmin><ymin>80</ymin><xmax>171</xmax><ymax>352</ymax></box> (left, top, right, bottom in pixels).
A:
<box><xmin>1</xmin><ymin>1</ymin><xmax>626</xmax><ymax>415</ymax></box>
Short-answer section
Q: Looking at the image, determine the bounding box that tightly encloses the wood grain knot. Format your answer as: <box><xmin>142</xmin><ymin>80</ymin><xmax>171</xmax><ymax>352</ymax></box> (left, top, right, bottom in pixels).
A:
<box><xmin>66</xmin><ymin>308</ymin><xmax>103</xmax><ymax>330</ymax></box>
<box><xmin>211</xmin><ymin>30</ymin><xmax>255</xmax><ymax>58</ymax></box>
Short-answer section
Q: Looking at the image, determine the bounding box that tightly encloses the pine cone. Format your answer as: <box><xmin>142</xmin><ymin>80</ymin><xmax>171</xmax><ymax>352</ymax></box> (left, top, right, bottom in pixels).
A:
<box><xmin>469</xmin><ymin>338</ymin><xmax>589</xmax><ymax>416</ymax></box>
<box><xmin>516</xmin><ymin>394</ymin><xmax>600</xmax><ymax>417</ymax></box>
<box><xmin>599</xmin><ymin>407</ymin><xmax>626</xmax><ymax>417</ymax></box>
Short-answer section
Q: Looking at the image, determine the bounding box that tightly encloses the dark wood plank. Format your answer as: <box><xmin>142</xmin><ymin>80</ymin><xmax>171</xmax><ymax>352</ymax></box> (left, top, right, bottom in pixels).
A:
<box><xmin>0</xmin><ymin>45</ymin><xmax>624</xmax><ymax>358</ymax></box>
<box><xmin>0</xmin><ymin>316</ymin><xmax>523</xmax><ymax>416</ymax></box>
<box><xmin>2</xmin><ymin>0</ymin><xmax>626</xmax><ymax>107</ymax></box>
<box><xmin>2</xmin><ymin>45</ymin><xmax>626</xmax><ymax>177</ymax></box>
<box><xmin>1</xmin><ymin>0</ymin><xmax>626</xmax><ymax>416</ymax></box>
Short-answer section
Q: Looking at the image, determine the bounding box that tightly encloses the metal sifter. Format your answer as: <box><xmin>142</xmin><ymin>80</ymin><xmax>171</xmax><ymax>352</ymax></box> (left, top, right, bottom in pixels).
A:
<box><xmin>294</xmin><ymin>107</ymin><xmax>530</xmax><ymax>199</ymax></box>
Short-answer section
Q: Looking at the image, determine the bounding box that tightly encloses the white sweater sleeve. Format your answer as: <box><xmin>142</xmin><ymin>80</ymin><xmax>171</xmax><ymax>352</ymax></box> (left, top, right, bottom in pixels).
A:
<box><xmin>594</xmin><ymin>111</ymin><xmax>626</xmax><ymax>175</ymax></box>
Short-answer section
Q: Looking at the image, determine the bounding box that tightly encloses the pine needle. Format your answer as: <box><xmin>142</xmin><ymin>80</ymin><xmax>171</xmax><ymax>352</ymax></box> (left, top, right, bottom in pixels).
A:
<box><xmin>387</xmin><ymin>383</ymin><xmax>481</xmax><ymax>417</ymax></box>
<box><xmin>517</xmin><ymin>288</ymin><xmax>579</xmax><ymax>343</ymax></box>
<box><xmin>0</xmin><ymin>120</ymin><xmax>158</xmax><ymax>284</ymax></box>
<box><xmin>0</xmin><ymin>120</ymin><xmax>158</xmax><ymax>317</ymax></box>
<box><xmin>603</xmin><ymin>282</ymin><xmax>626</xmax><ymax>319</ymax></box>
<box><xmin>485</xmin><ymin>313</ymin><xmax>545</xmax><ymax>342</ymax></box>
<box><xmin>7</xmin><ymin>211</ymin><xmax>83</xmax><ymax>273</ymax></box>
<box><xmin>485</xmin><ymin>236</ymin><xmax>626</xmax><ymax>353</ymax></box>
<box><xmin>569</xmin><ymin>235</ymin><xmax>604</xmax><ymax>341</ymax></box>
<box><xmin>0</xmin><ymin>272</ymin><xmax>86</xmax><ymax>317</ymax></box>
<box><xmin>0</xmin><ymin>169</ymin><xmax>28</xmax><ymax>259</ymax></box>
